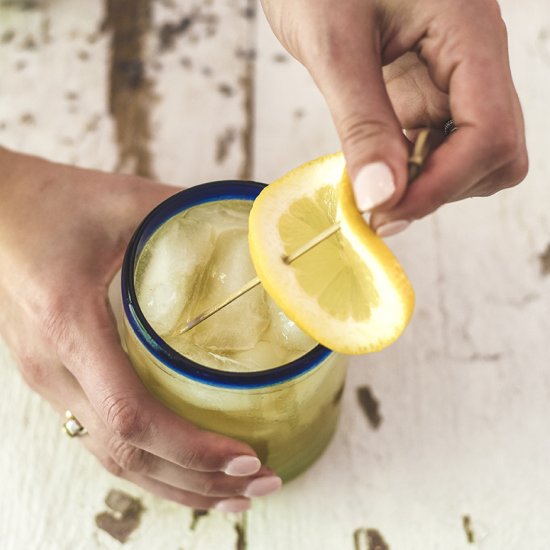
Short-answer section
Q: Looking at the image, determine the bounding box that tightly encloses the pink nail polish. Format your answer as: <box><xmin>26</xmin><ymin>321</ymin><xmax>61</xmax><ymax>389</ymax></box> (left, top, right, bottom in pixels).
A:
<box><xmin>224</xmin><ymin>456</ymin><xmax>261</xmax><ymax>477</ymax></box>
<box><xmin>353</xmin><ymin>162</ymin><xmax>395</xmax><ymax>211</ymax></box>
<box><xmin>244</xmin><ymin>476</ymin><xmax>282</xmax><ymax>498</ymax></box>
<box><xmin>215</xmin><ymin>498</ymin><xmax>251</xmax><ymax>513</ymax></box>
<box><xmin>376</xmin><ymin>219</ymin><xmax>411</xmax><ymax>237</ymax></box>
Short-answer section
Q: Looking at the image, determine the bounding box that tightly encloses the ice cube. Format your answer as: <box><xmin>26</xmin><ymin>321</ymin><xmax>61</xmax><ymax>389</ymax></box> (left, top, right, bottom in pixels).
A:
<box><xmin>169</xmin><ymin>338</ymin><xmax>244</xmax><ymax>372</ymax></box>
<box><xmin>136</xmin><ymin>218</ymin><xmax>215</xmax><ymax>335</ymax></box>
<box><xmin>264</xmin><ymin>297</ymin><xmax>317</xmax><ymax>353</ymax></box>
<box><xmin>190</xmin><ymin>227</ymin><xmax>269</xmax><ymax>352</ymax></box>
<box><xmin>185</xmin><ymin>200</ymin><xmax>251</xmax><ymax>235</ymax></box>
<box><xmin>231</xmin><ymin>341</ymin><xmax>289</xmax><ymax>371</ymax></box>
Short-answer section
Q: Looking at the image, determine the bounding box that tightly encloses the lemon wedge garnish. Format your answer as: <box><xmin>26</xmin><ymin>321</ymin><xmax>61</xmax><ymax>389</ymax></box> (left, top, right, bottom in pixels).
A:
<box><xmin>248</xmin><ymin>153</ymin><xmax>414</xmax><ymax>354</ymax></box>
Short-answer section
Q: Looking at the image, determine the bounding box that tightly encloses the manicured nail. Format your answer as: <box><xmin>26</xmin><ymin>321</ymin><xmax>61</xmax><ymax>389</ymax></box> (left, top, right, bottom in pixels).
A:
<box><xmin>244</xmin><ymin>476</ymin><xmax>282</xmax><ymax>498</ymax></box>
<box><xmin>224</xmin><ymin>456</ymin><xmax>262</xmax><ymax>477</ymax></box>
<box><xmin>215</xmin><ymin>498</ymin><xmax>251</xmax><ymax>513</ymax></box>
<box><xmin>376</xmin><ymin>219</ymin><xmax>411</xmax><ymax>237</ymax></box>
<box><xmin>353</xmin><ymin>162</ymin><xmax>395</xmax><ymax>212</ymax></box>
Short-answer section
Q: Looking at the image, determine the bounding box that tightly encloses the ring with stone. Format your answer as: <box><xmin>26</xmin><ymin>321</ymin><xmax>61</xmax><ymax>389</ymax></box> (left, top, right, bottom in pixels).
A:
<box><xmin>443</xmin><ymin>119</ymin><xmax>457</xmax><ymax>136</ymax></box>
<box><xmin>62</xmin><ymin>410</ymin><xmax>87</xmax><ymax>438</ymax></box>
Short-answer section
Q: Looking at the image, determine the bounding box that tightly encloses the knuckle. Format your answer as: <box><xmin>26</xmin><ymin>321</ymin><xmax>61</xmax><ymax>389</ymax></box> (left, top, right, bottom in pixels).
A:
<box><xmin>490</xmin><ymin>128</ymin><xmax>522</xmax><ymax>164</ymax></box>
<box><xmin>99</xmin><ymin>455</ymin><xmax>124</xmax><ymax>478</ymax></box>
<box><xmin>18</xmin><ymin>355</ymin><xmax>48</xmax><ymax>390</ymax></box>
<box><xmin>108</xmin><ymin>437</ymin><xmax>151</xmax><ymax>474</ymax></box>
<box><xmin>176</xmin><ymin>430</ymin><xmax>228</xmax><ymax>471</ymax></box>
<box><xmin>175</xmin><ymin>496</ymin><xmax>211</xmax><ymax>511</ymax></box>
<box><xmin>178</xmin><ymin>444</ymin><xmax>202</xmax><ymax>470</ymax></box>
<box><xmin>509</xmin><ymin>149</ymin><xmax>529</xmax><ymax>184</ymax></box>
<box><xmin>337</xmin><ymin>114</ymin><xmax>407</xmax><ymax>174</ymax></box>
<box><xmin>40</xmin><ymin>292</ymin><xmax>78</xmax><ymax>359</ymax></box>
<box><xmin>102</xmin><ymin>393</ymin><xmax>150</xmax><ymax>443</ymax></box>
<box><xmin>199</xmin><ymin>474</ymin><xmax>244</xmax><ymax>498</ymax></box>
<box><xmin>41</xmin><ymin>293</ymin><xmax>69</xmax><ymax>342</ymax></box>
<box><xmin>339</xmin><ymin>115</ymin><xmax>395</xmax><ymax>150</ymax></box>
<box><xmin>473</xmin><ymin>187</ymin><xmax>498</xmax><ymax>199</ymax></box>
<box><xmin>200</xmin><ymin>477</ymin><xmax>221</xmax><ymax>498</ymax></box>
<box><xmin>482</xmin><ymin>137</ymin><xmax>528</xmax><ymax>192</ymax></box>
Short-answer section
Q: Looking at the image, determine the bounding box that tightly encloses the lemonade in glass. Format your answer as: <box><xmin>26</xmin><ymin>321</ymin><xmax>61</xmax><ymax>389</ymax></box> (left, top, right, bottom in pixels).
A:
<box><xmin>121</xmin><ymin>181</ymin><xmax>347</xmax><ymax>481</ymax></box>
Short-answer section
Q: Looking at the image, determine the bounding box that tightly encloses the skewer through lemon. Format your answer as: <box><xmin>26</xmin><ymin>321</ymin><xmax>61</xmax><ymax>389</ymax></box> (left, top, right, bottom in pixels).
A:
<box><xmin>248</xmin><ymin>153</ymin><xmax>414</xmax><ymax>354</ymax></box>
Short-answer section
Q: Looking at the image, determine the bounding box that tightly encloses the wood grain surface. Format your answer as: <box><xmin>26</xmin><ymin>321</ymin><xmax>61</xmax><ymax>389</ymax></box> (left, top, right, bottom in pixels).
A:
<box><xmin>1</xmin><ymin>1</ymin><xmax>549</xmax><ymax>549</ymax></box>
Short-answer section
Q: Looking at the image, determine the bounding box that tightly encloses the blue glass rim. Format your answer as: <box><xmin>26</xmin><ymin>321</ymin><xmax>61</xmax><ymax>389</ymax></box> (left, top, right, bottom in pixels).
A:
<box><xmin>121</xmin><ymin>180</ymin><xmax>332</xmax><ymax>389</ymax></box>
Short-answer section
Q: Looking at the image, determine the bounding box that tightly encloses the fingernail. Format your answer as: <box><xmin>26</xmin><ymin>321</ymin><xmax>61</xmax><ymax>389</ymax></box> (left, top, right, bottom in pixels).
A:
<box><xmin>224</xmin><ymin>456</ymin><xmax>262</xmax><ymax>477</ymax></box>
<box><xmin>353</xmin><ymin>162</ymin><xmax>395</xmax><ymax>212</ymax></box>
<box><xmin>244</xmin><ymin>476</ymin><xmax>282</xmax><ymax>497</ymax></box>
<box><xmin>376</xmin><ymin>219</ymin><xmax>411</xmax><ymax>237</ymax></box>
<box><xmin>215</xmin><ymin>498</ymin><xmax>251</xmax><ymax>513</ymax></box>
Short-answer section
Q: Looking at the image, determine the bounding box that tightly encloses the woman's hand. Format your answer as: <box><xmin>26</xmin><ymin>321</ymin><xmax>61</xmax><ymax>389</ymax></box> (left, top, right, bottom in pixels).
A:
<box><xmin>261</xmin><ymin>0</ymin><xmax>528</xmax><ymax>235</ymax></box>
<box><xmin>0</xmin><ymin>148</ymin><xmax>281</xmax><ymax>511</ymax></box>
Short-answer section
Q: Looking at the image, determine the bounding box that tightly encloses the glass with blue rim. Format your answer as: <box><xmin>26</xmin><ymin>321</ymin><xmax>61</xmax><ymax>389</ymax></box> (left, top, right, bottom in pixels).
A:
<box><xmin>121</xmin><ymin>180</ymin><xmax>348</xmax><ymax>481</ymax></box>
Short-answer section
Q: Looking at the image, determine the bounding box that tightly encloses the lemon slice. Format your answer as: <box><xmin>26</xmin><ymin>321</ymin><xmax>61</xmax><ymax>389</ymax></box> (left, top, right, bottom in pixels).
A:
<box><xmin>248</xmin><ymin>153</ymin><xmax>414</xmax><ymax>354</ymax></box>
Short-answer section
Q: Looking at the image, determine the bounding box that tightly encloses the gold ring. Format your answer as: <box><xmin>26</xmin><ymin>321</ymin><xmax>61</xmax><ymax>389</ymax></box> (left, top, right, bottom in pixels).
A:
<box><xmin>62</xmin><ymin>410</ymin><xmax>87</xmax><ymax>438</ymax></box>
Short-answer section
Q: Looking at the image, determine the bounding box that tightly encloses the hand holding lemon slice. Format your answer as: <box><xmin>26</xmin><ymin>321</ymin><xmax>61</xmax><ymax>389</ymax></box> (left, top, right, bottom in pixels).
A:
<box><xmin>248</xmin><ymin>153</ymin><xmax>415</xmax><ymax>355</ymax></box>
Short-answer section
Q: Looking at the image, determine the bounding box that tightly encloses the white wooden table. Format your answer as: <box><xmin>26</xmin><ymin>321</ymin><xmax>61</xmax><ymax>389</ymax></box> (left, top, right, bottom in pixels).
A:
<box><xmin>1</xmin><ymin>1</ymin><xmax>550</xmax><ymax>548</ymax></box>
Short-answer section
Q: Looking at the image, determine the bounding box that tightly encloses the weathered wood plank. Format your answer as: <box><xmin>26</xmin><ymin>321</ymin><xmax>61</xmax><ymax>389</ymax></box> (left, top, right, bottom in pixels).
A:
<box><xmin>0</xmin><ymin>0</ymin><xmax>253</xmax><ymax>548</ymax></box>
<box><xmin>0</xmin><ymin>0</ymin><xmax>117</xmax><ymax>169</ymax></box>
<box><xmin>253</xmin><ymin>6</ymin><xmax>339</xmax><ymax>184</ymax></box>
<box><xmin>148</xmin><ymin>0</ymin><xmax>256</xmax><ymax>185</ymax></box>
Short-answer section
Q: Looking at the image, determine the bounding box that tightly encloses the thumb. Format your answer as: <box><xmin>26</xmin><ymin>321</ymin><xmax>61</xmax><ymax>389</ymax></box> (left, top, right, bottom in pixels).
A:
<box><xmin>307</xmin><ymin>15</ymin><xmax>409</xmax><ymax>212</ymax></box>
